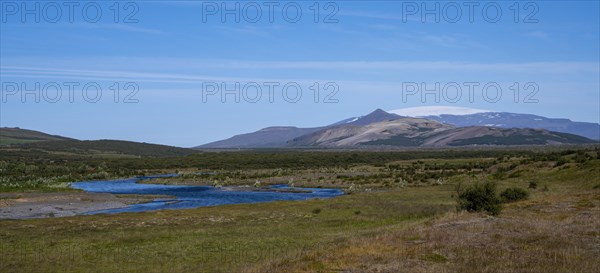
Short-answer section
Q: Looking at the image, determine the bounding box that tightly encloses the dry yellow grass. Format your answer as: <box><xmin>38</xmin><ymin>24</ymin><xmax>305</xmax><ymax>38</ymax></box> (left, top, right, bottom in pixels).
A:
<box><xmin>250</xmin><ymin>192</ymin><xmax>600</xmax><ymax>273</ymax></box>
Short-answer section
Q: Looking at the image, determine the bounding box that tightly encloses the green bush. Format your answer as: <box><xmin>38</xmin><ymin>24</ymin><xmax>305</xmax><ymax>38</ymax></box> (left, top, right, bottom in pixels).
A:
<box><xmin>456</xmin><ymin>181</ymin><xmax>502</xmax><ymax>216</ymax></box>
<box><xmin>555</xmin><ymin>158</ymin><xmax>568</xmax><ymax>166</ymax></box>
<box><xmin>500</xmin><ymin>187</ymin><xmax>529</xmax><ymax>203</ymax></box>
<box><xmin>528</xmin><ymin>180</ymin><xmax>538</xmax><ymax>189</ymax></box>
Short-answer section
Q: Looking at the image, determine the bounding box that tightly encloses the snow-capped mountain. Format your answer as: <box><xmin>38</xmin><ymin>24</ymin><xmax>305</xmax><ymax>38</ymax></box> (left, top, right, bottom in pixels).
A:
<box><xmin>387</xmin><ymin>106</ymin><xmax>599</xmax><ymax>140</ymax></box>
<box><xmin>421</xmin><ymin>112</ymin><xmax>600</xmax><ymax>141</ymax></box>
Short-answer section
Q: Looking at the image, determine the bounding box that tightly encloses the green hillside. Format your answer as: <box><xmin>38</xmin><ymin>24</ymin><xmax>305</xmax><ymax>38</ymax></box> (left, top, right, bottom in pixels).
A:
<box><xmin>448</xmin><ymin>131</ymin><xmax>596</xmax><ymax>146</ymax></box>
<box><xmin>365</xmin><ymin>128</ymin><xmax>596</xmax><ymax>147</ymax></box>
<box><xmin>20</xmin><ymin>139</ymin><xmax>198</xmax><ymax>157</ymax></box>
<box><xmin>1</xmin><ymin>128</ymin><xmax>196</xmax><ymax>157</ymax></box>
<box><xmin>0</xmin><ymin>127</ymin><xmax>74</xmax><ymax>145</ymax></box>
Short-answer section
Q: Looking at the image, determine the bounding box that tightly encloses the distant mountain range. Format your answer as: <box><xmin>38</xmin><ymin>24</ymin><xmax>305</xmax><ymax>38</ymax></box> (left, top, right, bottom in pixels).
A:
<box><xmin>387</xmin><ymin>106</ymin><xmax>600</xmax><ymax>141</ymax></box>
<box><xmin>198</xmin><ymin>107</ymin><xmax>599</xmax><ymax>148</ymax></box>
<box><xmin>3</xmin><ymin>106</ymin><xmax>598</xmax><ymax>150</ymax></box>
<box><xmin>419</xmin><ymin>112</ymin><xmax>600</xmax><ymax>141</ymax></box>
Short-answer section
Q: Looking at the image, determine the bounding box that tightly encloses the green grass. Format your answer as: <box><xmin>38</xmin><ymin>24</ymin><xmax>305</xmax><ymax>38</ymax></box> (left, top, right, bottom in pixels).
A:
<box><xmin>247</xmin><ymin>159</ymin><xmax>600</xmax><ymax>273</ymax></box>
<box><xmin>0</xmin><ymin>186</ymin><xmax>454</xmax><ymax>273</ymax></box>
<box><xmin>448</xmin><ymin>131</ymin><xmax>596</xmax><ymax>146</ymax></box>
<box><xmin>0</xmin><ymin>136</ymin><xmax>43</xmax><ymax>145</ymax></box>
<box><xmin>21</xmin><ymin>140</ymin><xmax>198</xmax><ymax>157</ymax></box>
<box><xmin>0</xmin><ymin>127</ymin><xmax>73</xmax><ymax>146</ymax></box>
<box><xmin>1</xmin><ymin>147</ymin><xmax>599</xmax><ymax>272</ymax></box>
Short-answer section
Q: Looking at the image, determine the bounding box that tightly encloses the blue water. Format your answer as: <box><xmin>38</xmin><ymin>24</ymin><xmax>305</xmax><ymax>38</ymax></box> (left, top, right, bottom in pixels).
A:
<box><xmin>71</xmin><ymin>176</ymin><xmax>344</xmax><ymax>215</ymax></box>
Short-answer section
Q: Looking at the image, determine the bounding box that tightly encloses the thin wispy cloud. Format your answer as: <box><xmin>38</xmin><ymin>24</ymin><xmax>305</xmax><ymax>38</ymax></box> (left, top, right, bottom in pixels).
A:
<box><xmin>365</xmin><ymin>24</ymin><xmax>400</xmax><ymax>30</ymax></box>
<box><xmin>2</xmin><ymin>60</ymin><xmax>598</xmax><ymax>76</ymax></box>
<box><xmin>0</xmin><ymin>66</ymin><xmax>336</xmax><ymax>85</ymax></box>
<box><xmin>525</xmin><ymin>31</ymin><xmax>549</xmax><ymax>39</ymax></box>
<box><xmin>182</xmin><ymin>60</ymin><xmax>598</xmax><ymax>73</ymax></box>
<box><xmin>339</xmin><ymin>10</ymin><xmax>409</xmax><ymax>21</ymax></box>
<box><xmin>213</xmin><ymin>25</ymin><xmax>283</xmax><ymax>38</ymax></box>
<box><xmin>421</xmin><ymin>33</ymin><xmax>486</xmax><ymax>49</ymax></box>
<box><xmin>77</xmin><ymin>23</ymin><xmax>164</xmax><ymax>34</ymax></box>
<box><xmin>2</xmin><ymin>60</ymin><xmax>597</xmax><ymax>88</ymax></box>
<box><xmin>1</xmin><ymin>22</ymin><xmax>164</xmax><ymax>34</ymax></box>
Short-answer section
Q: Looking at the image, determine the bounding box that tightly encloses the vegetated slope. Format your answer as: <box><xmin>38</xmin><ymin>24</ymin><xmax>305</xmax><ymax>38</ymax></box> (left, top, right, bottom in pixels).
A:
<box><xmin>197</xmin><ymin>109</ymin><xmax>402</xmax><ymax>148</ymax></box>
<box><xmin>198</xmin><ymin>126</ymin><xmax>325</xmax><ymax>148</ymax></box>
<box><xmin>0</xmin><ymin>127</ymin><xmax>74</xmax><ymax>145</ymax></box>
<box><xmin>422</xmin><ymin>112</ymin><xmax>600</xmax><ymax>141</ymax></box>
<box><xmin>369</xmin><ymin>126</ymin><xmax>595</xmax><ymax>147</ymax></box>
<box><xmin>289</xmin><ymin>118</ymin><xmax>596</xmax><ymax>147</ymax></box>
<box><xmin>288</xmin><ymin>118</ymin><xmax>452</xmax><ymax>146</ymax></box>
<box><xmin>21</xmin><ymin>140</ymin><xmax>198</xmax><ymax>157</ymax></box>
<box><xmin>440</xmin><ymin>127</ymin><xmax>596</xmax><ymax>146</ymax></box>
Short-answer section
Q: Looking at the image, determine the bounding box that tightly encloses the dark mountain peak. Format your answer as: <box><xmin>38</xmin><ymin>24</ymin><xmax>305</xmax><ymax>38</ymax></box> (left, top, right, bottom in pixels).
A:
<box><xmin>367</xmin><ymin>108</ymin><xmax>390</xmax><ymax>116</ymax></box>
<box><xmin>346</xmin><ymin>109</ymin><xmax>401</xmax><ymax>126</ymax></box>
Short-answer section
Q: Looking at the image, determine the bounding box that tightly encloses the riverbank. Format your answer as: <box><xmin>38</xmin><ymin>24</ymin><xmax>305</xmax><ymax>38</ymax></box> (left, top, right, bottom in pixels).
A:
<box><xmin>0</xmin><ymin>181</ymin><xmax>341</xmax><ymax>219</ymax></box>
<box><xmin>0</xmin><ymin>192</ymin><xmax>168</xmax><ymax>219</ymax></box>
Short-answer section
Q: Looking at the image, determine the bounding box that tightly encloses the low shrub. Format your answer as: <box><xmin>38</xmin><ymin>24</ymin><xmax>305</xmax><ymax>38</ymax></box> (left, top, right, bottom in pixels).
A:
<box><xmin>528</xmin><ymin>180</ymin><xmax>538</xmax><ymax>189</ymax></box>
<box><xmin>456</xmin><ymin>181</ymin><xmax>502</xmax><ymax>216</ymax></box>
<box><xmin>500</xmin><ymin>187</ymin><xmax>529</xmax><ymax>203</ymax></box>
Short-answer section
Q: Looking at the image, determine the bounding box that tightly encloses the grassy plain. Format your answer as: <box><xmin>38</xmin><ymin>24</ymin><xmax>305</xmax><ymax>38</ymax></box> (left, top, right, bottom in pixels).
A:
<box><xmin>1</xmin><ymin>147</ymin><xmax>599</xmax><ymax>272</ymax></box>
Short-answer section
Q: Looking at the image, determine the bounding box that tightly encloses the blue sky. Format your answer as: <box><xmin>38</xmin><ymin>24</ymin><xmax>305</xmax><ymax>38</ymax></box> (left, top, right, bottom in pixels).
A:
<box><xmin>1</xmin><ymin>1</ymin><xmax>599</xmax><ymax>147</ymax></box>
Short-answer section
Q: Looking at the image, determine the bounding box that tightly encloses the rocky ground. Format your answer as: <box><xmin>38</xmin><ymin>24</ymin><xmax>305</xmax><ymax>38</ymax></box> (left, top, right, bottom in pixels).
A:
<box><xmin>0</xmin><ymin>192</ymin><xmax>163</xmax><ymax>219</ymax></box>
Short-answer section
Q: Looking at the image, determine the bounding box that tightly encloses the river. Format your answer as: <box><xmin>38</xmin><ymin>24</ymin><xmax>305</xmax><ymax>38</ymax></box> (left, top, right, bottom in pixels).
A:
<box><xmin>70</xmin><ymin>175</ymin><xmax>344</xmax><ymax>214</ymax></box>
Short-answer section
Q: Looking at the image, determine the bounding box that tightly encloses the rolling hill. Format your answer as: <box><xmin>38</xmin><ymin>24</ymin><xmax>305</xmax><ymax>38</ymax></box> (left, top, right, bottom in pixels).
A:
<box><xmin>365</xmin><ymin>126</ymin><xmax>594</xmax><ymax>147</ymax></box>
<box><xmin>198</xmin><ymin>126</ymin><xmax>325</xmax><ymax>148</ymax></box>
<box><xmin>1</xmin><ymin>127</ymin><xmax>196</xmax><ymax>157</ymax></box>
<box><xmin>20</xmin><ymin>140</ymin><xmax>198</xmax><ymax>157</ymax></box>
<box><xmin>0</xmin><ymin>127</ymin><xmax>74</xmax><ymax>145</ymax></box>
